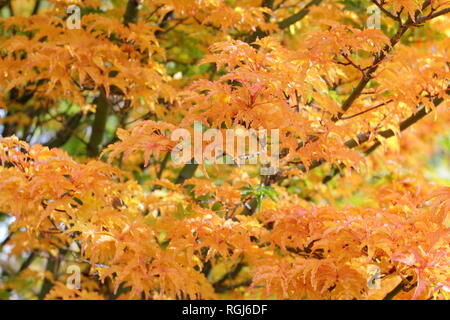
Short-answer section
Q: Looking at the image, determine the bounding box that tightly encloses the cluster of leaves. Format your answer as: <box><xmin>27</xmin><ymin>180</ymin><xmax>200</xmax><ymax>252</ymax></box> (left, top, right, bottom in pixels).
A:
<box><xmin>0</xmin><ymin>0</ymin><xmax>448</xmax><ymax>300</ymax></box>
<box><xmin>0</xmin><ymin>136</ymin><xmax>448</xmax><ymax>300</ymax></box>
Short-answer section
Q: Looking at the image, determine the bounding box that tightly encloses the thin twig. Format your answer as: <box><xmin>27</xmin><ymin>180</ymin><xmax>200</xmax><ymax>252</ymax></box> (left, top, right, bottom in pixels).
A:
<box><xmin>340</xmin><ymin>99</ymin><xmax>393</xmax><ymax>120</ymax></box>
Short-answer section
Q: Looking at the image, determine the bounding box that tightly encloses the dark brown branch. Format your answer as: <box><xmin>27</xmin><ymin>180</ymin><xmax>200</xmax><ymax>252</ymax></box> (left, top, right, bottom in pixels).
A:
<box><xmin>175</xmin><ymin>0</ymin><xmax>324</xmax><ymax>184</ymax></box>
<box><xmin>0</xmin><ymin>0</ymin><xmax>9</xmax><ymax>11</ymax></box>
<box><xmin>345</xmin><ymin>93</ymin><xmax>446</xmax><ymax>150</ymax></box>
<box><xmin>157</xmin><ymin>18</ymin><xmax>188</xmax><ymax>35</ymax></box>
<box><xmin>245</xmin><ymin>0</ymin><xmax>276</xmax><ymax>43</ymax></box>
<box><xmin>331</xmin><ymin>0</ymin><xmax>440</xmax><ymax>122</ymax></box>
<box><xmin>371</xmin><ymin>0</ymin><xmax>400</xmax><ymax>22</ymax></box>
<box><xmin>87</xmin><ymin>0</ymin><xmax>141</xmax><ymax>158</ymax></box>
<box><xmin>332</xmin><ymin>21</ymin><xmax>412</xmax><ymax>122</ymax></box>
<box><xmin>37</xmin><ymin>254</ymin><xmax>57</xmax><ymax>299</ymax></box>
<box><xmin>18</xmin><ymin>252</ymin><xmax>36</xmax><ymax>273</ymax></box>
<box><xmin>277</xmin><ymin>0</ymin><xmax>323</xmax><ymax>29</ymax></box>
<box><xmin>246</xmin><ymin>0</ymin><xmax>323</xmax><ymax>43</ymax></box>
<box><xmin>7</xmin><ymin>0</ymin><xmax>13</xmax><ymax>16</ymax></box>
<box><xmin>123</xmin><ymin>0</ymin><xmax>139</xmax><ymax>26</ymax></box>
<box><xmin>322</xmin><ymin>91</ymin><xmax>448</xmax><ymax>183</ymax></box>
<box><xmin>173</xmin><ymin>59</ymin><xmax>217</xmax><ymax>184</ymax></box>
<box><xmin>46</xmin><ymin>113</ymin><xmax>83</xmax><ymax>149</ymax></box>
<box><xmin>87</xmin><ymin>87</ymin><xmax>110</xmax><ymax>157</ymax></box>
<box><xmin>336</xmin><ymin>53</ymin><xmax>369</xmax><ymax>73</ymax></box>
<box><xmin>417</xmin><ymin>7</ymin><xmax>450</xmax><ymax>23</ymax></box>
<box><xmin>383</xmin><ymin>276</ymin><xmax>417</xmax><ymax>300</ymax></box>
<box><xmin>157</xmin><ymin>153</ymin><xmax>170</xmax><ymax>179</ymax></box>
<box><xmin>213</xmin><ymin>260</ymin><xmax>247</xmax><ymax>293</ymax></box>
<box><xmin>32</xmin><ymin>0</ymin><xmax>41</xmax><ymax>15</ymax></box>
<box><xmin>175</xmin><ymin>161</ymin><xmax>198</xmax><ymax>184</ymax></box>
<box><xmin>340</xmin><ymin>99</ymin><xmax>393</xmax><ymax>120</ymax></box>
<box><xmin>145</xmin><ymin>4</ymin><xmax>163</xmax><ymax>21</ymax></box>
<box><xmin>0</xmin><ymin>234</ymin><xmax>11</xmax><ymax>250</ymax></box>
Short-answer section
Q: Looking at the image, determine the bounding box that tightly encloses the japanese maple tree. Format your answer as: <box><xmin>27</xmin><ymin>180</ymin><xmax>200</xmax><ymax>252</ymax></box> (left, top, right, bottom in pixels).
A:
<box><xmin>0</xmin><ymin>0</ymin><xmax>449</xmax><ymax>300</ymax></box>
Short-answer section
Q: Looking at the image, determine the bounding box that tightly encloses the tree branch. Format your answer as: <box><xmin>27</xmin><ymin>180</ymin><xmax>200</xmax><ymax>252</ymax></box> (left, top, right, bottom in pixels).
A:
<box><xmin>37</xmin><ymin>254</ymin><xmax>57</xmax><ymax>299</ymax></box>
<box><xmin>87</xmin><ymin>0</ymin><xmax>141</xmax><ymax>158</ymax></box>
<box><xmin>417</xmin><ymin>7</ymin><xmax>450</xmax><ymax>23</ymax></box>
<box><xmin>340</xmin><ymin>99</ymin><xmax>393</xmax><ymax>120</ymax></box>
<box><xmin>332</xmin><ymin>0</ymin><xmax>441</xmax><ymax>122</ymax></box>
<box><xmin>246</xmin><ymin>0</ymin><xmax>323</xmax><ymax>43</ymax></box>
<box><xmin>383</xmin><ymin>276</ymin><xmax>416</xmax><ymax>300</ymax></box>
<box><xmin>46</xmin><ymin>113</ymin><xmax>83</xmax><ymax>149</ymax></box>
<box><xmin>322</xmin><ymin>91</ymin><xmax>448</xmax><ymax>183</ymax></box>
<box><xmin>245</xmin><ymin>0</ymin><xmax>276</xmax><ymax>43</ymax></box>
<box><xmin>371</xmin><ymin>0</ymin><xmax>400</xmax><ymax>22</ymax></box>
<box><xmin>332</xmin><ymin>22</ymin><xmax>412</xmax><ymax>121</ymax></box>
<box><xmin>87</xmin><ymin>87</ymin><xmax>110</xmax><ymax>157</ymax></box>
<box><xmin>175</xmin><ymin>161</ymin><xmax>198</xmax><ymax>184</ymax></box>
<box><xmin>277</xmin><ymin>0</ymin><xmax>323</xmax><ymax>30</ymax></box>
<box><xmin>344</xmin><ymin>93</ymin><xmax>446</xmax><ymax>150</ymax></box>
<box><xmin>32</xmin><ymin>0</ymin><xmax>41</xmax><ymax>15</ymax></box>
<box><xmin>123</xmin><ymin>0</ymin><xmax>139</xmax><ymax>26</ymax></box>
